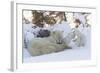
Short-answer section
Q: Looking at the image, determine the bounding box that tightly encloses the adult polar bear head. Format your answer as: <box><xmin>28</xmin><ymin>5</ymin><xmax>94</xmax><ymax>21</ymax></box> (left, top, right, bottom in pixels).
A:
<box><xmin>27</xmin><ymin>30</ymin><xmax>70</xmax><ymax>56</ymax></box>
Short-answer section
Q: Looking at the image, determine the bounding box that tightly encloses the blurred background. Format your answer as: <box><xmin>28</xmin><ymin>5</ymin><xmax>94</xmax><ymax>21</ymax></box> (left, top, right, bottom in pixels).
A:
<box><xmin>23</xmin><ymin>10</ymin><xmax>91</xmax><ymax>28</ymax></box>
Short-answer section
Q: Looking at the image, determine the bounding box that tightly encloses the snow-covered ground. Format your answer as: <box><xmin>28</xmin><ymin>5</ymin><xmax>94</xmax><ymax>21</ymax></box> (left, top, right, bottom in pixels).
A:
<box><xmin>23</xmin><ymin>45</ymin><xmax>91</xmax><ymax>63</ymax></box>
<box><xmin>23</xmin><ymin>22</ymin><xmax>91</xmax><ymax>63</ymax></box>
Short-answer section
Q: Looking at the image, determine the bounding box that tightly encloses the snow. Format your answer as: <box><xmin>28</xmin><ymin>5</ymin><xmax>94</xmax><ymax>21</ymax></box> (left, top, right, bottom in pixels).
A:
<box><xmin>23</xmin><ymin>46</ymin><xmax>90</xmax><ymax>63</ymax></box>
<box><xmin>23</xmin><ymin>22</ymin><xmax>91</xmax><ymax>63</ymax></box>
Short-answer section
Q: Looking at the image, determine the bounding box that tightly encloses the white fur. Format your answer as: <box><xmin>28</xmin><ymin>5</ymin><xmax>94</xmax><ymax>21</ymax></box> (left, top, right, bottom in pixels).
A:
<box><xmin>63</xmin><ymin>28</ymin><xmax>86</xmax><ymax>47</ymax></box>
<box><xmin>72</xmin><ymin>28</ymin><xmax>86</xmax><ymax>47</ymax></box>
<box><xmin>27</xmin><ymin>30</ymin><xmax>69</xmax><ymax>56</ymax></box>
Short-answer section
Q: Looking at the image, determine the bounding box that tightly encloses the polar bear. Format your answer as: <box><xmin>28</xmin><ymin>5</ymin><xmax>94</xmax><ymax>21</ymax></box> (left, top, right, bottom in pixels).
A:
<box><xmin>72</xmin><ymin>28</ymin><xmax>86</xmax><ymax>47</ymax></box>
<box><xmin>27</xmin><ymin>30</ymin><xmax>70</xmax><ymax>56</ymax></box>
<box><xmin>63</xmin><ymin>28</ymin><xmax>86</xmax><ymax>47</ymax></box>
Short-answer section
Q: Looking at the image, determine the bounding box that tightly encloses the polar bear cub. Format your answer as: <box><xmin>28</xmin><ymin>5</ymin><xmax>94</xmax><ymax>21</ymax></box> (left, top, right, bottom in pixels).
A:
<box><xmin>72</xmin><ymin>28</ymin><xmax>86</xmax><ymax>47</ymax></box>
<box><xmin>63</xmin><ymin>28</ymin><xmax>86</xmax><ymax>47</ymax></box>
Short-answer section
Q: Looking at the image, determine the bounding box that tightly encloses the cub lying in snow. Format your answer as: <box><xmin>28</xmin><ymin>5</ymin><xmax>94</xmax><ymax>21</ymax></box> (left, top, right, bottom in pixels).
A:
<box><xmin>27</xmin><ymin>30</ymin><xmax>71</xmax><ymax>56</ymax></box>
<box><xmin>72</xmin><ymin>28</ymin><xmax>86</xmax><ymax>47</ymax></box>
<box><xmin>63</xmin><ymin>28</ymin><xmax>86</xmax><ymax>47</ymax></box>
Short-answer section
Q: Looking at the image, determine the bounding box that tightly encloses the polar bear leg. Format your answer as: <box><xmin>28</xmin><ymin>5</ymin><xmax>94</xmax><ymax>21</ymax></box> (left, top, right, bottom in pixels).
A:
<box><xmin>41</xmin><ymin>45</ymin><xmax>57</xmax><ymax>54</ymax></box>
<box><xmin>28</xmin><ymin>48</ymin><xmax>42</xmax><ymax>56</ymax></box>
